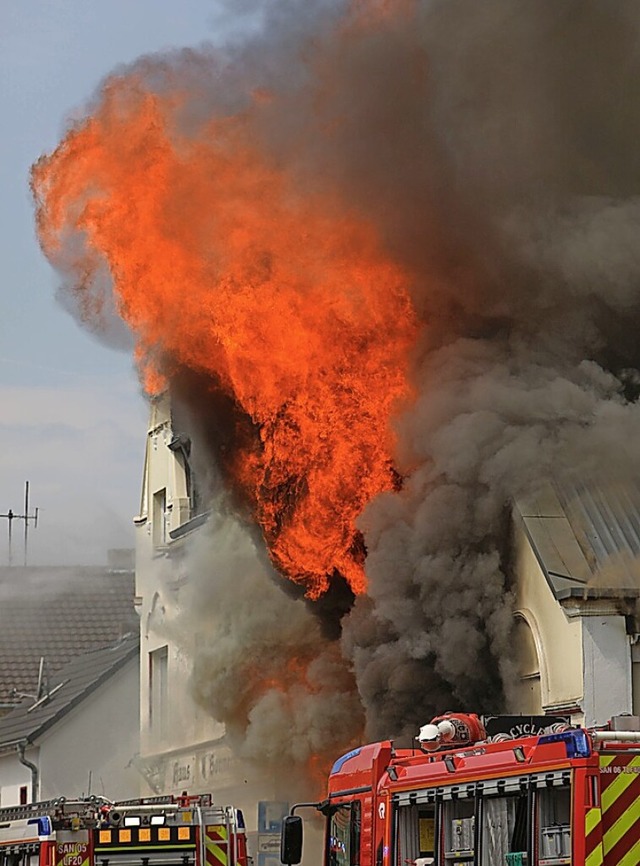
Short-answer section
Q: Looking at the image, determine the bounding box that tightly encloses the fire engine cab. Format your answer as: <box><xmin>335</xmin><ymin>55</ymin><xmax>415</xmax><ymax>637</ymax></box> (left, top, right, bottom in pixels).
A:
<box><xmin>281</xmin><ymin>711</ymin><xmax>640</xmax><ymax>866</ymax></box>
<box><xmin>0</xmin><ymin>794</ymin><xmax>248</xmax><ymax>866</ymax></box>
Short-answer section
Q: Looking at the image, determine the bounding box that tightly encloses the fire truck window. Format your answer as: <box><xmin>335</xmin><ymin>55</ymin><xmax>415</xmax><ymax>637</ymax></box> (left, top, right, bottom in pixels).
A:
<box><xmin>351</xmin><ymin>801</ymin><xmax>361</xmax><ymax>866</ymax></box>
<box><xmin>538</xmin><ymin>788</ymin><xmax>571</xmax><ymax>863</ymax></box>
<box><xmin>442</xmin><ymin>800</ymin><xmax>474</xmax><ymax>865</ymax></box>
<box><xmin>328</xmin><ymin>803</ymin><xmax>360</xmax><ymax>866</ymax></box>
<box><xmin>480</xmin><ymin>796</ymin><xmax>528</xmax><ymax>866</ymax></box>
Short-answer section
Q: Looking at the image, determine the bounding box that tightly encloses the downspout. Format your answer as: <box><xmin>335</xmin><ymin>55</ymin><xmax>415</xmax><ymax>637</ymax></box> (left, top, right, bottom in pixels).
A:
<box><xmin>17</xmin><ymin>740</ymin><xmax>39</xmax><ymax>803</ymax></box>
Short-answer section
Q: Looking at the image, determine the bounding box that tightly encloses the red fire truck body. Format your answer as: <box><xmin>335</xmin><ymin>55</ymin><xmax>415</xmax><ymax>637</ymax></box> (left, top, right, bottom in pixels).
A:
<box><xmin>288</xmin><ymin>713</ymin><xmax>640</xmax><ymax>866</ymax></box>
<box><xmin>0</xmin><ymin>795</ymin><xmax>248</xmax><ymax>866</ymax></box>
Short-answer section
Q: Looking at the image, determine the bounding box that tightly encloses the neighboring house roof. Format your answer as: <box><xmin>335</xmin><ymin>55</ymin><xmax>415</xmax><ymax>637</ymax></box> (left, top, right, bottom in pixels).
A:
<box><xmin>0</xmin><ymin>564</ymin><xmax>138</xmax><ymax>705</ymax></box>
<box><xmin>517</xmin><ymin>478</ymin><xmax>640</xmax><ymax>601</ymax></box>
<box><xmin>0</xmin><ymin>633</ymin><xmax>139</xmax><ymax>750</ymax></box>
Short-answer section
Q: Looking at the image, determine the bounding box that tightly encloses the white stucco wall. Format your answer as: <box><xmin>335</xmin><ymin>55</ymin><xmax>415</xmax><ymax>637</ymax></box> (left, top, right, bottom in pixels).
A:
<box><xmin>512</xmin><ymin>525</ymin><xmax>584</xmax><ymax>714</ymax></box>
<box><xmin>581</xmin><ymin>614</ymin><xmax>632</xmax><ymax>726</ymax></box>
<box><xmin>135</xmin><ymin>395</ymin><xmax>223</xmax><ymax>762</ymax></box>
<box><xmin>0</xmin><ymin>657</ymin><xmax>139</xmax><ymax>806</ymax></box>
<box><xmin>38</xmin><ymin>656</ymin><xmax>140</xmax><ymax>800</ymax></box>
<box><xmin>512</xmin><ymin>510</ymin><xmax>637</xmax><ymax>726</ymax></box>
<box><xmin>0</xmin><ymin>745</ymin><xmax>40</xmax><ymax>805</ymax></box>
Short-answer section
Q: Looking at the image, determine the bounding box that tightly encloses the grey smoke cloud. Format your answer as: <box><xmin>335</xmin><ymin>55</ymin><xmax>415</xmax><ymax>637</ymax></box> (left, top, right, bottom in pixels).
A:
<box><xmin>35</xmin><ymin>0</ymin><xmax>640</xmax><ymax>761</ymax></box>
<box><xmin>180</xmin><ymin>507</ymin><xmax>363</xmax><ymax>779</ymax></box>
<box><xmin>351</xmin><ymin>340</ymin><xmax>640</xmax><ymax>737</ymax></box>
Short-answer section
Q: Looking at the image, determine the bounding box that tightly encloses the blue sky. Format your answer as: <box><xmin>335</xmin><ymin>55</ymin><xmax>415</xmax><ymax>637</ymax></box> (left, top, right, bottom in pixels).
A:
<box><xmin>0</xmin><ymin>0</ymin><xmax>249</xmax><ymax>566</ymax></box>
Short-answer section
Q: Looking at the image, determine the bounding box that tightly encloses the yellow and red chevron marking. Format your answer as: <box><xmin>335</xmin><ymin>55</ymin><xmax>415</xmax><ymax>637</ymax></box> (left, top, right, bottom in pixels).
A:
<box><xmin>584</xmin><ymin>806</ymin><xmax>604</xmax><ymax>866</ymax></box>
<box><xmin>205</xmin><ymin>825</ymin><xmax>228</xmax><ymax>866</ymax></box>
<box><xmin>599</xmin><ymin>754</ymin><xmax>640</xmax><ymax>866</ymax></box>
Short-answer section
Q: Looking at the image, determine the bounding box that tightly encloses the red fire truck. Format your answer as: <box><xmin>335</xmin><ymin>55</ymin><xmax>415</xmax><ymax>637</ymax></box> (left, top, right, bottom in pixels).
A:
<box><xmin>281</xmin><ymin>712</ymin><xmax>640</xmax><ymax>866</ymax></box>
<box><xmin>0</xmin><ymin>793</ymin><xmax>248</xmax><ymax>866</ymax></box>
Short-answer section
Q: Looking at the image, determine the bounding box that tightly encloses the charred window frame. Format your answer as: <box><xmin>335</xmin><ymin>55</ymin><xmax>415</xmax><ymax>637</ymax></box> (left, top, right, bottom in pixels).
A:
<box><xmin>168</xmin><ymin>431</ymin><xmax>201</xmax><ymax>517</ymax></box>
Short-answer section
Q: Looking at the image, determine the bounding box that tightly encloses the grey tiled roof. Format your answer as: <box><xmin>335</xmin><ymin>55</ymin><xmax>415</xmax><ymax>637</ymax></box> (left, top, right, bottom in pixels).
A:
<box><xmin>0</xmin><ymin>633</ymin><xmax>139</xmax><ymax>749</ymax></box>
<box><xmin>0</xmin><ymin>566</ymin><xmax>138</xmax><ymax>705</ymax></box>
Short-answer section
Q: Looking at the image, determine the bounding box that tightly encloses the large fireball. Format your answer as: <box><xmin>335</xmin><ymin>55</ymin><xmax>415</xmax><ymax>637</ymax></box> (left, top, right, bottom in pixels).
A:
<box><xmin>32</xmin><ymin>77</ymin><xmax>418</xmax><ymax>598</ymax></box>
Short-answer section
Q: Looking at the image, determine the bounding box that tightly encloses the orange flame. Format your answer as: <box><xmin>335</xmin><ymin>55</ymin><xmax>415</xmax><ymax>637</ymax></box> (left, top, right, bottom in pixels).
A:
<box><xmin>32</xmin><ymin>74</ymin><xmax>418</xmax><ymax>598</ymax></box>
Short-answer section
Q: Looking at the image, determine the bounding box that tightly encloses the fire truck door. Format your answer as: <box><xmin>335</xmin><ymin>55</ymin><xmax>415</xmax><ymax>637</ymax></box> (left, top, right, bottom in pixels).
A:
<box><xmin>327</xmin><ymin>803</ymin><xmax>361</xmax><ymax>866</ymax></box>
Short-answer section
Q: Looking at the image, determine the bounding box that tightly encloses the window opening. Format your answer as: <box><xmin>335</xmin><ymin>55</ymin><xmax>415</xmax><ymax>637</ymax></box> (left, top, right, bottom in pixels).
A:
<box><xmin>149</xmin><ymin>645</ymin><xmax>169</xmax><ymax>739</ymax></box>
<box><xmin>153</xmin><ymin>488</ymin><xmax>168</xmax><ymax>547</ymax></box>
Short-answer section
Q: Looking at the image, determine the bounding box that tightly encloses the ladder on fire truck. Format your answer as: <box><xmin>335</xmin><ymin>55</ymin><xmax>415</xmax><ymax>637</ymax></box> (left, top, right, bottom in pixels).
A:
<box><xmin>0</xmin><ymin>798</ymin><xmax>106</xmax><ymax>822</ymax></box>
<box><xmin>0</xmin><ymin>794</ymin><xmax>194</xmax><ymax>824</ymax></box>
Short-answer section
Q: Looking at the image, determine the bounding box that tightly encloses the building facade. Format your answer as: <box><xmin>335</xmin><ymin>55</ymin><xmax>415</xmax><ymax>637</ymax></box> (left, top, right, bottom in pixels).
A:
<box><xmin>134</xmin><ymin>395</ymin><xmax>640</xmax><ymax>864</ymax></box>
<box><xmin>133</xmin><ymin>395</ymin><xmax>301</xmax><ymax>865</ymax></box>
<box><xmin>511</xmin><ymin>480</ymin><xmax>640</xmax><ymax>725</ymax></box>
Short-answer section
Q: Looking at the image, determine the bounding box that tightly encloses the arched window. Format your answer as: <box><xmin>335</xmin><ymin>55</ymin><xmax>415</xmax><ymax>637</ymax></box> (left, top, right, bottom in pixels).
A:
<box><xmin>512</xmin><ymin>614</ymin><xmax>542</xmax><ymax>714</ymax></box>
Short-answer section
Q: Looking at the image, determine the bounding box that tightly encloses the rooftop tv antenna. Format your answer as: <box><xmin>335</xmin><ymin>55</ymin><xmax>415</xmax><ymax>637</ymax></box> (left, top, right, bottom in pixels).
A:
<box><xmin>0</xmin><ymin>481</ymin><xmax>39</xmax><ymax>566</ymax></box>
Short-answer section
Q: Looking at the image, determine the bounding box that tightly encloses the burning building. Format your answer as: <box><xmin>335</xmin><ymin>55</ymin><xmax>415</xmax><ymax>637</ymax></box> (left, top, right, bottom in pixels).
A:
<box><xmin>132</xmin><ymin>392</ymin><xmax>337</xmax><ymax>862</ymax></box>
<box><xmin>29</xmin><ymin>0</ymin><xmax>640</xmax><ymax>843</ymax></box>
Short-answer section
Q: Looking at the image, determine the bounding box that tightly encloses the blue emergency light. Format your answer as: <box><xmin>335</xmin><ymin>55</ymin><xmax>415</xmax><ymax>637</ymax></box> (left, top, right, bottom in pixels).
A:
<box><xmin>538</xmin><ymin>729</ymin><xmax>591</xmax><ymax>759</ymax></box>
<box><xmin>27</xmin><ymin>816</ymin><xmax>52</xmax><ymax>836</ymax></box>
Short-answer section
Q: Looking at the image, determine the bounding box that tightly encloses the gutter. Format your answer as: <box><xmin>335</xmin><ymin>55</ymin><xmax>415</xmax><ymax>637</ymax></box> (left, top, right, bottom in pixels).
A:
<box><xmin>17</xmin><ymin>741</ymin><xmax>38</xmax><ymax>803</ymax></box>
